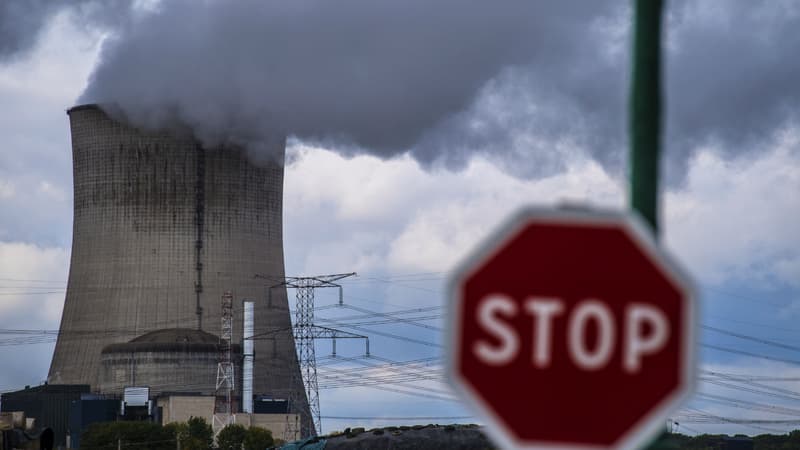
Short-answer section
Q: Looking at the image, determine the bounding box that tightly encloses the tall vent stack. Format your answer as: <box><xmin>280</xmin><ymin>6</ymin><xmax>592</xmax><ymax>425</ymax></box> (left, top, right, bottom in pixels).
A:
<box><xmin>48</xmin><ymin>105</ymin><xmax>308</xmax><ymax>422</ymax></box>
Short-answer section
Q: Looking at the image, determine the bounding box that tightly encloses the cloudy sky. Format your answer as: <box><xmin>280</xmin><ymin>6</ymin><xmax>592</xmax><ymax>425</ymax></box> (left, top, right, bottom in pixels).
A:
<box><xmin>1</xmin><ymin>0</ymin><xmax>799</xmax><ymax>440</ymax></box>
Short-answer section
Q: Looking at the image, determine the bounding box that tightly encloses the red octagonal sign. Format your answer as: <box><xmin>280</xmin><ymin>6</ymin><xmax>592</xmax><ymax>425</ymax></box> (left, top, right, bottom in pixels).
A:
<box><xmin>446</xmin><ymin>208</ymin><xmax>696</xmax><ymax>450</ymax></box>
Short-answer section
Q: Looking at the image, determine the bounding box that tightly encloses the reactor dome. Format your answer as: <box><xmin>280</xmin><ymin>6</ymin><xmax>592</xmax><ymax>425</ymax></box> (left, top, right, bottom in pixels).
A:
<box><xmin>99</xmin><ymin>328</ymin><xmax>242</xmax><ymax>397</ymax></box>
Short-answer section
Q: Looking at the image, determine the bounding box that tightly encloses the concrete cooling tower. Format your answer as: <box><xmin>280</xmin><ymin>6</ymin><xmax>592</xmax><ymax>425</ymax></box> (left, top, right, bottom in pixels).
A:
<box><xmin>48</xmin><ymin>105</ymin><xmax>309</xmax><ymax>425</ymax></box>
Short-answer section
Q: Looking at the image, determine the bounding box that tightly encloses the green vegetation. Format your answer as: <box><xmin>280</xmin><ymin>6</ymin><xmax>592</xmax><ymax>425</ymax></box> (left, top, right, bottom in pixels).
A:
<box><xmin>213</xmin><ymin>423</ymin><xmax>275</xmax><ymax>450</ymax></box>
<box><xmin>79</xmin><ymin>417</ymin><xmax>274</xmax><ymax>450</ymax></box>
<box><xmin>80</xmin><ymin>421</ymin><xmax>174</xmax><ymax>450</ymax></box>
<box><xmin>161</xmin><ymin>416</ymin><xmax>214</xmax><ymax>450</ymax></box>
<box><xmin>217</xmin><ymin>423</ymin><xmax>248</xmax><ymax>450</ymax></box>
<box><xmin>242</xmin><ymin>426</ymin><xmax>274</xmax><ymax>450</ymax></box>
<box><xmin>77</xmin><ymin>420</ymin><xmax>800</xmax><ymax>450</ymax></box>
<box><xmin>642</xmin><ymin>430</ymin><xmax>800</xmax><ymax>450</ymax></box>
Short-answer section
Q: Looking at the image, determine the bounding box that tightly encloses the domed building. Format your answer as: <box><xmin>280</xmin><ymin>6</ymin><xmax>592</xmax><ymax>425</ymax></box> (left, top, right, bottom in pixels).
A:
<box><xmin>98</xmin><ymin>328</ymin><xmax>242</xmax><ymax>397</ymax></box>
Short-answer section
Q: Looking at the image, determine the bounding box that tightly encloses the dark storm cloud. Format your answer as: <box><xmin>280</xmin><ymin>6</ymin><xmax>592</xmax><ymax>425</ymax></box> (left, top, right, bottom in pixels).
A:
<box><xmin>0</xmin><ymin>0</ymin><xmax>133</xmax><ymax>60</ymax></box>
<box><xmin>665</xmin><ymin>1</ymin><xmax>800</xmax><ymax>161</ymax></box>
<box><xmin>418</xmin><ymin>0</ymin><xmax>800</xmax><ymax>180</ymax></box>
<box><xmin>0</xmin><ymin>0</ymin><xmax>63</xmax><ymax>59</ymax></box>
<box><xmin>75</xmin><ymin>0</ymin><xmax>800</xmax><ymax>180</ymax></box>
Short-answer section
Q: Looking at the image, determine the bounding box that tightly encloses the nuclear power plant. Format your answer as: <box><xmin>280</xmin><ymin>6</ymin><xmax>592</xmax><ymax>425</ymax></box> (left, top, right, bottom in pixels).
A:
<box><xmin>39</xmin><ymin>104</ymin><xmax>309</xmax><ymax>440</ymax></box>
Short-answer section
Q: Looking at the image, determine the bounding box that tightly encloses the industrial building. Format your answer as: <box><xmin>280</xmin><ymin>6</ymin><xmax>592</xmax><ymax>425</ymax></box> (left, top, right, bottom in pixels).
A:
<box><xmin>37</xmin><ymin>104</ymin><xmax>310</xmax><ymax>438</ymax></box>
<box><xmin>1</xmin><ymin>385</ymin><xmax>298</xmax><ymax>448</ymax></box>
<box><xmin>0</xmin><ymin>384</ymin><xmax>89</xmax><ymax>447</ymax></box>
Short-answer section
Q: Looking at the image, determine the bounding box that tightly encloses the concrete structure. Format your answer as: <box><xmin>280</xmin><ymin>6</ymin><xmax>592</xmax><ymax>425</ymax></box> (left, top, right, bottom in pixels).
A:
<box><xmin>158</xmin><ymin>395</ymin><xmax>217</xmax><ymax>425</ymax></box>
<box><xmin>48</xmin><ymin>105</ymin><xmax>308</xmax><ymax>424</ymax></box>
<box><xmin>158</xmin><ymin>395</ymin><xmax>298</xmax><ymax>441</ymax></box>
<box><xmin>99</xmin><ymin>329</ymin><xmax>241</xmax><ymax>397</ymax></box>
<box><xmin>235</xmin><ymin>412</ymin><xmax>300</xmax><ymax>442</ymax></box>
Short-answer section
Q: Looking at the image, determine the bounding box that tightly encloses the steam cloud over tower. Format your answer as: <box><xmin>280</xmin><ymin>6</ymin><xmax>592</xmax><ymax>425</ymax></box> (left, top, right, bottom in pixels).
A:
<box><xmin>49</xmin><ymin>105</ymin><xmax>308</xmax><ymax>420</ymax></box>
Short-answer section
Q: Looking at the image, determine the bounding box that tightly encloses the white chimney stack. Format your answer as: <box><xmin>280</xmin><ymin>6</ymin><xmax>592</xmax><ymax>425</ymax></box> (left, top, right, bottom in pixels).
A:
<box><xmin>243</xmin><ymin>300</ymin><xmax>254</xmax><ymax>413</ymax></box>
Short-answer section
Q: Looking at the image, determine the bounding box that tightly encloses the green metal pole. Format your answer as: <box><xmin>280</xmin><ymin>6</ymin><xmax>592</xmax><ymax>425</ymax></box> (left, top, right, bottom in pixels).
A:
<box><xmin>629</xmin><ymin>0</ymin><xmax>664</xmax><ymax>236</ymax></box>
<box><xmin>632</xmin><ymin>5</ymin><xmax>672</xmax><ymax>447</ymax></box>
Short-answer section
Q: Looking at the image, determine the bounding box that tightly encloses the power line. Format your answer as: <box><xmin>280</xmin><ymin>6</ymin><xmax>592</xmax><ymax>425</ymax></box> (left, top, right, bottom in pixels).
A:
<box><xmin>319</xmin><ymin>362</ymin><xmax>456</xmax><ymax>402</ymax></box>
<box><xmin>317</xmin><ymin>356</ymin><xmax>448</xmax><ymax>393</ymax></box>
<box><xmin>340</xmin><ymin>271</ymin><xmax>449</xmax><ymax>283</ymax></box>
<box><xmin>677</xmin><ymin>407</ymin><xmax>788</xmax><ymax>433</ymax></box>
<box><xmin>0</xmin><ymin>291</ymin><xmax>64</xmax><ymax>296</ymax></box>
<box><xmin>354</xmin><ymin>276</ymin><xmax>442</xmax><ymax>294</ymax></box>
<box><xmin>700</xmin><ymin>374</ymin><xmax>800</xmax><ymax>382</ymax></box>
<box><xmin>702</xmin><ymin>371</ymin><xmax>800</xmax><ymax>400</ymax></box>
<box><xmin>331</xmin><ymin>304</ymin><xmax>442</xmax><ymax>331</ymax></box>
<box><xmin>317</xmin><ymin>305</ymin><xmax>443</xmax><ymax>321</ymax></box>
<box><xmin>702</xmin><ymin>286</ymin><xmax>787</xmax><ymax>309</ymax></box>
<box><xmin>0</xmin><ymin>285</ymin><xmax>66</xmax><ymax>289</ymax></box>
<box><xmin>703</xmin><ymin>325</ymin><xmax>800</xmax><ymax>353</ymax></box>
<box><xmin>701</xmin><ymin>379</ymin><xmax>800</xmax><ymax>403</ymax></box>
<box><xmin>705</xmin><ymin>314</ymin><xmax>800</xmax><ymax>335</ymax></box>
<box><xmin>696</xmin><ymin>392</ymin><xmax>800</xmax><ymax>417</ymax></box>
<box><xmin>0</xmin><ymin>277</ymin><xmax>67</xmax><ymax>283</ymax></box>
<box><xmin>320</xmin><ymin>415</ymin><xmax>473</xmax><ymax>421</ymax></box>
<box><xmin>701</xmin><ymin>343</ymin><xmax>800</xmax><ymax>366</ymax></box>
<box><xmin>316</xmin><ymin>314</ymin><xmax>442</xmax><ymax>328</ymax></box>
<box><xmin>320</xmin><ymin>318</ymin><xmax>441</xmax><ymax>348</ymax></box>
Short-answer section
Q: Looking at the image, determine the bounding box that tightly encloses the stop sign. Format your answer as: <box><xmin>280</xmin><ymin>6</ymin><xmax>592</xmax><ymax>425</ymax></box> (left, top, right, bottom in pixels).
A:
<box><xmin>446</xmin><ymin>207</ymin><xmax>696</xmax><ymax>450</ymax></box>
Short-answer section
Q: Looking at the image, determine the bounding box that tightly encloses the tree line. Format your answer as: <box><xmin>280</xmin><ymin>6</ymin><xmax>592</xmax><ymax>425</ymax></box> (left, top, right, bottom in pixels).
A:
<box><xmin>645</xmin><ymin>430</ymin><xmax>800</xmax><ymax>450</ymax></box>
<box><xmin>80</xmin><ymin>417</ymin><xmax>279</xmax><ymax>450</ymax></box>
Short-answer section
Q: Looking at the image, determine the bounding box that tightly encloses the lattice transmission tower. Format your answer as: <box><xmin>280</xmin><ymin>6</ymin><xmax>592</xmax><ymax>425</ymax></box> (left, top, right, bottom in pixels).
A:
<box><xmin>212</xmin><ymin>291</ymin><xmax>235</xmax><ymax>436</ymax></box>
<box><xmin>255</xmin><ymin>272</ymin><xmax>369</xmax><ymax>440</ymax></box>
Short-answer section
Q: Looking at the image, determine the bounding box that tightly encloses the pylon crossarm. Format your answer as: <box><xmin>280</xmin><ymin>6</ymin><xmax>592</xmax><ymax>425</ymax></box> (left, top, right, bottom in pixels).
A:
<box><xmin>248</xmin><ymin>326</ymin><xmax>293</xmax><ymax>340</ymax></box>
<box><xmin>303</xmin><ymin>325</ymin><xmax>368</xmax><ymax>340</ymax></box>
<box><xmin>272</xmin><ymin>272</ymin><xmax>357</xmax><ymax>289</ymax></box>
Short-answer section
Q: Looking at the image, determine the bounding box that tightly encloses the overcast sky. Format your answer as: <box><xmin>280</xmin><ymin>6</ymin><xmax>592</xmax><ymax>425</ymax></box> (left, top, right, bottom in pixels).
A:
<box><xmin>1</xmin><ymin>0</ymin><xmax>799</xmax><ymax>439</ymax></box>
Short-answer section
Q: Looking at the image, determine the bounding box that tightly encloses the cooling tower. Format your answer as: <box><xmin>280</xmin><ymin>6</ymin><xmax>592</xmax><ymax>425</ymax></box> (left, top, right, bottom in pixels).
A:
<box><xmin>48</xmin><ymin>105</ymin><xmax>309</xmax><ymax>426</ymax></box>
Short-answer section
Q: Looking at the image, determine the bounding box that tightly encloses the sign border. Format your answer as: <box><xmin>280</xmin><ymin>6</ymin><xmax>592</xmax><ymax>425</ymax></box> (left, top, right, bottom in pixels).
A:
<box><xmin>445</xmin><ymin>205</ymin><xmax>697</xmax><ymax>450</ymax></box>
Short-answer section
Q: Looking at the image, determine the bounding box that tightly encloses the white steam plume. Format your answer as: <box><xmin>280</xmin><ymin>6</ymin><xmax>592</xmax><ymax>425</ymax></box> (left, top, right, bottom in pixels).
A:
<box><xmin>79</xmin><ymin>0</ymin><xmax>621</xmax><ymax>174</ymax></box>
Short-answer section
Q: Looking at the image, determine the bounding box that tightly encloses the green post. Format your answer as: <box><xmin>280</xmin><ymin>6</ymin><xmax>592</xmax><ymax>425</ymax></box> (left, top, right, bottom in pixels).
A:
<box><xmin>629</xmin><ymin>0</ymin><xmax>664</xmax><ymax>236</ymax></box>
<box><xmin>631</xmin><ymin>1</ymin><xmax>670</xmax><ymax>446</ymax></box>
